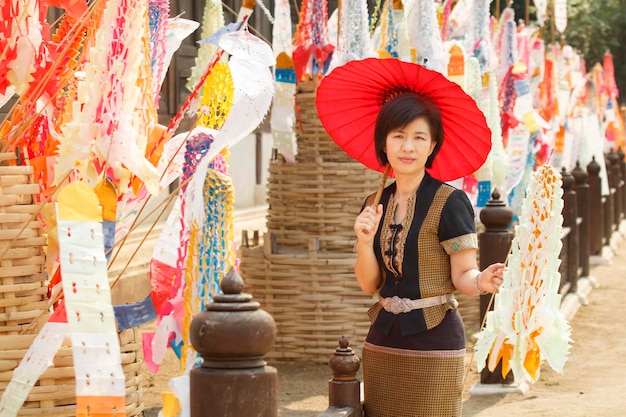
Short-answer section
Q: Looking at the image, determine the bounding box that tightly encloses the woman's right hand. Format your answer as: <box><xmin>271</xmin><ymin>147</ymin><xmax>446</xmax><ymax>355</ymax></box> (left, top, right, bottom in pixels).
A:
<box><xmin>354</xmin><ymin>204</ymin><xmax>383</xmax><ymax>246</ymax></box>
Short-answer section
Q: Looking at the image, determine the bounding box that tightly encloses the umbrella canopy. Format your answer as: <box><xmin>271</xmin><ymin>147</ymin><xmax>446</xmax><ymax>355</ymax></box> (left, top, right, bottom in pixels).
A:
<box><xmin>315</xmin><ymin>57</ymin><xmax>492</xmax><ymax>182</ymax></box>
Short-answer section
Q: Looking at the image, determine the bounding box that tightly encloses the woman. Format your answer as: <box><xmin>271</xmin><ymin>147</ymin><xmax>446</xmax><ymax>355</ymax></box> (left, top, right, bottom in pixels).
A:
<box><xmin>354</xmin><ymin>93</ymin><xmax>504</xmax><ymax>417</ymax></box>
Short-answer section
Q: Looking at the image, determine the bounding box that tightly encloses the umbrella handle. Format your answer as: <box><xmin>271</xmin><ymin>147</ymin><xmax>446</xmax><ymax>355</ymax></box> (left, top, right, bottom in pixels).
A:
<box><xmin>371</xmin><ymin>165</ymin><xmax>390</xmax><ymax>207</ymax></box>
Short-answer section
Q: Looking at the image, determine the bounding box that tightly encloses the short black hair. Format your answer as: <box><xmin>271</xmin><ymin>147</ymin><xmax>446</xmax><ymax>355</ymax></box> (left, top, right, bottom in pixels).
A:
<box><xmin>373</xmin><ymin>93</ymin><xmax>444</xmax><ymax>168</ymax></box>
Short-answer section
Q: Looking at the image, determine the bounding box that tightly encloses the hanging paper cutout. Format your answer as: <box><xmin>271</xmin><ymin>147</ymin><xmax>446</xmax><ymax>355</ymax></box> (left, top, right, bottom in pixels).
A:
<box><xmin>329</xmin><ymin>0</ymin><xmax>374</xmax><ymax>68</ymax></box>
<box><xmin>272</xmin><ymin>54</ymin><xmax>297</xmax><ymax>162</ymax></box>
<box><xmin>406</xmin><ymin>0</ymin><xmax>447</xmax><ymax>71</ymax></box>
<box><xmin>54</xmin><ymin>0</ymin><xmax>161</xmax><ymax>196</ymax></box>
<box><xmin>1</xmin><ymin>0</ymin><xmax>49</xmax><ymax>96</ymax></box>
<box><xmin>533</xmin><ymin>0</ymin><xmax>548</xmax><ymax>26</ymax></box>
<box><xmin>465</xmin><ymin>0</ymin><xmax>492</xmax><ymax>69</ymax></box>
<box><xmin>187</xmin><ymin>0</ymin><xmax>224</xmax><ymax>91</ymax></box>
<box><xmin>181</xmin><ymin>169</ymin><xmax>235</xmax><ymax>371</ymax></box>
<box><xmin>272</xmin><ymin>0</ymin><xmax>293</xmax><ymax>57</ymax></box>
<box><xmin>0</xmin><ymin>322</ymin><xmax>69</xmax><ymax>416</ymax></box>
<box><xmin>554</xmin><ymin>0</ymin><xmax>567</xmax><ymax>33</ymax></box>
<box><xmin>293</xmin><ymin>0</ymin><xmax>334</xmax><ymax>81</ymax></box>
<box><xmin>475</xmin><ymin>165</ymin><xmax>572</xmax><ymax>383</ymax></box>
<box><xmin>56</xmin><ymin>182</ymin><xmax>127</xmax><ymax>416</ymax></box>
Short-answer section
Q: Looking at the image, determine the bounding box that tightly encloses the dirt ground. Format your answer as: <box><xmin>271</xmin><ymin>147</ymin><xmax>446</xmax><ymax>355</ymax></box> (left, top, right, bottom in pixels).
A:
<box><xmin>139</xmin><ymin>240</ymin><xmax>626</xmax><ymax>417</ymax></box>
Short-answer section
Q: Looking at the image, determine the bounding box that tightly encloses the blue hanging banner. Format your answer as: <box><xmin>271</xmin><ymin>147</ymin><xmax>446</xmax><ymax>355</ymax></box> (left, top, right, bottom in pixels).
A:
<box><xmin>113</xmin><ymin>296</ymin><xmax>157</xmax><ymax>330</ymax></box>
<box><xmin>477</xmin><ymin>181</ymin><xmax>492</xmax><ymax>207</ymax></box>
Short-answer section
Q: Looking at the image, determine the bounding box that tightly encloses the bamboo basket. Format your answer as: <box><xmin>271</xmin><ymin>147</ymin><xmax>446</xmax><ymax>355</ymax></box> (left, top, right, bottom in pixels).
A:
<box><xmin>240</xmin><ymin>236</ymin><xmax>374</xmax><ymax>363</ymax></box>
<box><xmin>294</xmin><ymin>80</ymin><xmax>357</xmax><ymax>165</ymax></box>
<box><xmin>265</xmin><ymin>79</ymin><xmax>381</xmax><ymax>252</ymax></box>
<box><xmin>0</xmin><ymin>152</ymin><xmax>143</xmax><ymax>415</ymax></box>
<box><xmin>0</xmin><ymin>328</ymin><xmax>143</xmax><ymax>416</ymax></box>
<box><xmin>266</xmin><ymin>158</ymin><xmax>380</xmax><ymax>252</ymax></box>
<box><xmin>0</xmin><ymin>153</ymin><xmax>47</xmax><ymax>336</ymax></box>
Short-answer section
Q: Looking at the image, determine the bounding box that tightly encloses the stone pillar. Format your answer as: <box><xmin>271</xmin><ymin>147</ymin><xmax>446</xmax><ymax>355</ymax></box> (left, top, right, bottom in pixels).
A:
<box><xmin>478</xmin><ymin>189</ymin><xmax>514</xmax><ymax>384</ymax></box>
<box><xmin>572</xmin><ymin>161</ymin><xmax>590</xmax><ymax>277</ymax></box>
<box><xmin>327</xmin><ymin>336</ymin><xmax>362</xmax><ymax>417</ymax></box>
<box><xmin>587</xmin><ymin>157</ymin><xmax>604</xmax><ymax>255</ymax></box>
<box><xmin>189</xmin><ymin>267</ymin><xmax>278</xmax><ymax>417</ymax></box>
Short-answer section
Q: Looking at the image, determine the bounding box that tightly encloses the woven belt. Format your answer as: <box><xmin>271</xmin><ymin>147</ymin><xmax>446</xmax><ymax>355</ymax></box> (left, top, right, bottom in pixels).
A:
<box><xmin>379</xmin><ymin>294</ymin><xmax>456</xmax><ymax>315</ymax></box>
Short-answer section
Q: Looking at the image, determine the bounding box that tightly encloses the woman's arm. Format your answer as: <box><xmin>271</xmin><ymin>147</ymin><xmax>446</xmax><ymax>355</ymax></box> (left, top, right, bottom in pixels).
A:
<box><xmin>354</xmin><ymin>204</ymin><xmax>383</xmax><ymax>294</ymax></box>
<box><xmin>450</xmin><ymin>248</ymin><xmax>504</xmax><ymax>296</ymax></box>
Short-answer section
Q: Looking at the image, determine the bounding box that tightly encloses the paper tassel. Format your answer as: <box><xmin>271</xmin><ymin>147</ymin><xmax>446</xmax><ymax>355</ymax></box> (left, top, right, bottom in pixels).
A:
<box><xmin>439</xmin><ymin>0</ymin><xmax>453</xmax><ymax>41</ymax></box>
<box><xmin>186</xmin><ymin>0</ymin><xmax>225</xmax><ymax>90</ymax></box>
<box><xmin>487</xmin><ymin>69</ymin><xmax>510</xmax><ymax>190</ymax></box>
<box><xmin>447</xmin><ymin>0</ymin><xmax>470</xmax><ymax>40</ymax></box>
<box><xmin>534</xmin><ymin>0</ymin><xmax>548</xmax><ymax>26</ymax></box>
<box><xmin>197</xmin><ymin>61</ymin><xmax>234</xmax><ymax>129</ymax></box>
<box><xmin>181</xmin><ymin>169</ymin><xmax>235</xmax><ymax>371</ymax></box>
<box><xmin>148</xmin><ymin>0</ymin><xmax>170</xmax><ymax>103</ymax></box>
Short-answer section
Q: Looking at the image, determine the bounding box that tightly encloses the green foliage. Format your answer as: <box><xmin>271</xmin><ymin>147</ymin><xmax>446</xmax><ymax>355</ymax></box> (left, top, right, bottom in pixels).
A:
<box><xmin>491</xmin><ymin>0</ymin><xmax>626</xmax><ymax>103</ymax></box>
<box><xmin>560</xmin><ymin>0</ymin><xmax>626</xmax><ymax>103</ymax></box>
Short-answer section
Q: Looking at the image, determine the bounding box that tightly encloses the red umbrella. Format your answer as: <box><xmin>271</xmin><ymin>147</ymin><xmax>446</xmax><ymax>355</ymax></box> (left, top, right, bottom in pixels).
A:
<box><xmin>315</xmin><ymin>58</ymin><xmax>492</xmax><ymax>183</ymax></box>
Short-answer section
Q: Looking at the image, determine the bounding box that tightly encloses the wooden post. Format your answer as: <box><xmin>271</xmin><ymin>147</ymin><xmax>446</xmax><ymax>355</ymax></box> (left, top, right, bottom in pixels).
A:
<box><xmin>561</xmin><ymin>168</ymin><xmax>579</xmax><ymax>293</ymax></box>
<box><xmin>558</xmin><ymin>228</ymin><xmax>570</xmax><ymax>293</ymax></box>
<box><xmin>604</xmin><ymin>154</ymin><xmax>615</xmax><ymax>242</ymax></box>
<box><xmin>618</xmin><ymin>147</ymin><xmax>626</xmax><ymax>215</ymax></box>
<box><xmin>572</xmin><ymin>161</ymin><xmax>590</xmax><ymax>277</ymax></box>
<box><xmin>325</xmin><ymin>336</ymin><xmax>362</xmax><ymax>417</ymax></box>
<box><xmin>608</xmin><ymin>148</ymin><xmax>623</xmax><ymax>225</ymax></box>
<box><xmin>189</xmin><ymin>268</ymin><xmax>278</xmax><ymax>417</ymax></box>
<box><xmin>478</xmin><ymin>189</ymin><xmax>514</xmax><ymax>384</ymax></box>
<box><xmin>587</xmin><ymin>157</ymin><xmax>604</xmax><ymax>255</ymax></box>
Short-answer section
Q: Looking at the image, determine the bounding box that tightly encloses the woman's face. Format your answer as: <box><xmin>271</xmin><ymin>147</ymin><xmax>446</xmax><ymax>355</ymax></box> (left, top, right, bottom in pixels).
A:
<box><xmin>384</xmin><ymin>117</ymin><xmax>436</xmax><ymax>177</ymax></box>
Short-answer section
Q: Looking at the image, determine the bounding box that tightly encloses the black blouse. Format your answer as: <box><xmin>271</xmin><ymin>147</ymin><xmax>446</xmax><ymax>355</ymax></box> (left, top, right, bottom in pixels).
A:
<box><xmin>364</xmin><ymin>172</ymin><xmax>477</xmax><ymax>338</ymax></box>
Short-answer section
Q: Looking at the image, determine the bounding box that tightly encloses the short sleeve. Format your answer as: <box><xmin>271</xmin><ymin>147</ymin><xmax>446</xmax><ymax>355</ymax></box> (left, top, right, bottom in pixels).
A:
<box><xmin>439</xmin><ymin>189</ymin><xmax>477</xmax><ymax>254</ymax></box>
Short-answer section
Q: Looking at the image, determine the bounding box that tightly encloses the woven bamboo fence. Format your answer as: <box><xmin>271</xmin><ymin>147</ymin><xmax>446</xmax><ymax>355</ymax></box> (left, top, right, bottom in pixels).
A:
<box><xmin>265</xmin><ymin>80</ymin><xmax>381</xmax><ymax>253</ymax></box>
<box><xmin>0</xmin><ymin>152</ymin><xmax>143</xmax><ymax>415</ymax></box>
<box><xmin>241</xmin><ymin>80</ymin><xmax>480</xmax><ymax>363</ymax></box>
<box><xmin>240</xmin><ymin>237</ymin><xmax>374</xmax><ymax>363</ymax></box>
<box><xmin>266</xmin><ymin>159</ymin><xmax>381</xmax><ymax>252</ymax></box>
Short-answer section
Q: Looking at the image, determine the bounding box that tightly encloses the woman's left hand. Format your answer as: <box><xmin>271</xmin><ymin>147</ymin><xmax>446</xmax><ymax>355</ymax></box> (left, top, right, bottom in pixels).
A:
<box><xmin>477</xmin><ymin>263</ymin><xmax>505</xmax><ymax>294</ymax></box>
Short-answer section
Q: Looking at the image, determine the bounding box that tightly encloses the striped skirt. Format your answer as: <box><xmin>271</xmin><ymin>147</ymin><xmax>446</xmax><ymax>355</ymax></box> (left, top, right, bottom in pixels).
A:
<box><xmin>362</xmin><ymin>342</ymin><xmax>465</xmax><ymax>417</ymax></box>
